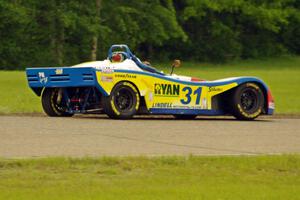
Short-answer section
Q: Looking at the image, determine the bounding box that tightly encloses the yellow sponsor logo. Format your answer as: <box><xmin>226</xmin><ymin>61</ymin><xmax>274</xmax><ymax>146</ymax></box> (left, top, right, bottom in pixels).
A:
<box><xmin>55</xmin><ymin>68</ymin><xmax>63</xmax><ymax>75</ymax></box>
<box><xmin>237</xmin><ymin>104</ymin><xmax>261</xmax><ymax>118</ymax></box>
<box><xmin>110</xmin><ymin>96</ymin><xmax>120</xmax><ymax>115</ymax></box>
<box><xmin>246</xmin><ymin>83</ymin><xmax>259</xmax><ymax>90</ymax></box>
<box><xmin>154</xmin><ymin>83</ymin><xmax>180</xmax><ymax>96</ymax></box>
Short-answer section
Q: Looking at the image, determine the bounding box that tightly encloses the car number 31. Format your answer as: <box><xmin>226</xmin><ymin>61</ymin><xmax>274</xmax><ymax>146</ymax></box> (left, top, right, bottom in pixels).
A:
<box><xmin>180</xmin><ymin>87</ymin><xmax>202</xmax><ymax>105</ymax></box>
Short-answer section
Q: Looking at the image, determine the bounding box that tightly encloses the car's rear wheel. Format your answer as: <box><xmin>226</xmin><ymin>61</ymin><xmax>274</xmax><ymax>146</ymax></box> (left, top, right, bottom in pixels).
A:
<box><xmin>173</xmin><ymin>115</ymin><xmax>197</xmax><ymax>120</ymax></box>
<box><xmin>103</xmin><ymin>82</ymin><xmax>140</xmax><ymax>119</ymax></box>
<box><xmin>230</xmin><ymin>83</ymin><xmax>264</xmax><ymax>120</ymax></box>
<box><xmin>41</xmin><ymin>88</ymin><xmax>73</xmax><ymax>117</ymax></box>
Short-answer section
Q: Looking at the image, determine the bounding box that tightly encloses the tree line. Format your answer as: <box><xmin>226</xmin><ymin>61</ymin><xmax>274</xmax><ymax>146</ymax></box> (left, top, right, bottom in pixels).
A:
<box><xmin>0</xmin><ymin>0</ymin><xmax>299</xmax><ymax>69</ymax></box>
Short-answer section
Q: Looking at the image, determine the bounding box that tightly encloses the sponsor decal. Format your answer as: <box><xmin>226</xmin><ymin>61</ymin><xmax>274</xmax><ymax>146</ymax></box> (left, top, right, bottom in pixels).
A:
<box><xmin>154</xmin><ymin>83</ymin><xmax>180</xmax><ymax>96</ymax></box>
<box><xmin>246</xmin><ymin>83</ymin><xmax>259</xmax><ymax>90</ymax></box>
<box><xmin>38</xmin><ymin>72</ymin><xmax>48</xmax><ymax>84</ymax></box>
<box><xmin>115</xmin><ymin>74</ymin><xmax>137</xmax><ymax>79</ymax></box>
<box><xmin>149</xmin><ymin>92</ymin><xmax>153</xmax><ymax>102</ymax></box>
<box><xmin>237</xmin><ymin>104</ymin><xmax>261</xmax><ymax>118</ymax></box>
<box><xmin>208</xmin><ymin>87</ymin><xmax>222</xmax><ymax>92</ymax></box>
<box><xmin>201</xmin><ymin>97</ymin><xmax>207</xmax><ymax>109</ymax></box>
<box><xmin>269</xmin><ymin>102</ymin><xmax>275</xmax><ymax>109</ymax></box>
<box><xmin>111</xmin><ymin>96</ymin><xmax>120</xmax><ymax>115</ymax></box>
<box><xmin>101</xmin><ymin>67</ymin><xmax>114</xmax><ymax>74</ymax></box>
<box><xmin>55</xmin><ymin>68</ymin><xmax>63</xmax><ymax>75</ymax></box>
<box><xmin>101</xmin><ymin>76</ymin><xmax>113</xmax><ymax>82</ymax></box>
<box><xmin>152</xmin><ymin>103</ymin><xmax>173</xmax><ymax>108</ymax></box>
<box><xmin>171</xmin><ymin>105</ymin><xmax>201</xmax><ymax>109</ymax></box>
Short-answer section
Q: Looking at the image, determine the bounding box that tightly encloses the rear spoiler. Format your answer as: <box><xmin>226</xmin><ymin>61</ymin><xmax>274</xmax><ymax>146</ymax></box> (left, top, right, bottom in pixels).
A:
<box><xmin>26</xmin><ymin>67</ymin><xmax>98</xmax><ymax>96</ymax></box>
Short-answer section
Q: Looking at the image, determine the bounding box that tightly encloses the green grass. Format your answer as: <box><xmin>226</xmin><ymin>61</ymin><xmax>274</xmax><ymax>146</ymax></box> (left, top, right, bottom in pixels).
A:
<box><xmin>0</xmin><ymin>56</ymin><xmax>299</xmax><ymax>114</ymax></box>
<box><xmin>0</xmin><ymin>155</ymin><xmax>300</xmax><ymax>200</ymax></box>
<box><xmin>0</xmin><ymin>71</ymin><xmax>42</xmax><ymax>113</ymax></box>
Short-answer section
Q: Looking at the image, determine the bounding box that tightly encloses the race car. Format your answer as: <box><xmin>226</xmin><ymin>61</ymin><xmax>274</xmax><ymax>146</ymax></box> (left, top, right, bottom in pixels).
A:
<box><xmin>26</xmin><ymin>44</ymin><xmax>274</xmax><ymax>120</ymax></box>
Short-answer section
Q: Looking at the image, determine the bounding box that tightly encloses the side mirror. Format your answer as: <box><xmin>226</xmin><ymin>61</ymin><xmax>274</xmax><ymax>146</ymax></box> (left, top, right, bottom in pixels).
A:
<box><xmin>173</xmin><ymin>59</ymin><xmax>181</xmax><ymax>68</ymax></box>
<box><xmin>170</xmin><ymin>59</ymin><xmax>181</xmax><ymax>75</ymax></box>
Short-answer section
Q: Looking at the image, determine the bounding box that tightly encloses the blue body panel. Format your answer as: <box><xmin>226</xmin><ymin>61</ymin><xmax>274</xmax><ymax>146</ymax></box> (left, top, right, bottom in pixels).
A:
<box><xmin>268</xmin><ymin>108</ymin><xmax>274</xmax><ymax>115</ymax></box>
<box><xmin>26</xmin><ymin>67</ymin><xmax>96</xmax><ymax>88</ymax></box>
<box><xmin>149</xmin><ymin>108</ymin><xmax>224</xmax><ymax>115</ymax></box>
<box><xmin>26</xmin><ymin>67</ymin><xmax>108</xmax><ymax>96</ymax></box>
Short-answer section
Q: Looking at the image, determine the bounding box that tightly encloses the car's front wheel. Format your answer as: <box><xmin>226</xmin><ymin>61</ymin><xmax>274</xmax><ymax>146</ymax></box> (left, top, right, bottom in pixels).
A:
<box><xmin>103</xmin><ymin>82</ymin><xmax>140</xmax><ymax>119</ymax></box>
<box><xmin>230</xmin><ymin>83</ymin><xmax>264</xmax><ymax>120</ymax></box>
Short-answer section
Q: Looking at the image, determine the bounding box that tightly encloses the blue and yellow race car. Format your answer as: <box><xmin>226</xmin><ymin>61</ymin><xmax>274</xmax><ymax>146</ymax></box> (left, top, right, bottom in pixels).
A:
<box><xmin>26</xmin><ymin>44</ymin><xmax>274</xmax><ymax>120</ymax></box>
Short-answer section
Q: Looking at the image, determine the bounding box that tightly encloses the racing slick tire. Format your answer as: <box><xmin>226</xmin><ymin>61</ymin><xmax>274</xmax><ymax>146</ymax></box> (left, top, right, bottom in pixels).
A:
<box><xmin>103</xmin><ymin>81</ymin><xmax>140</xmax><ymax>119</ymax></box>
<box><xmin>173</xmin><ymin>115</ymin><xmax>197</xmax><ymax>120</ymax></box>
<box><xmin>230</xmin><ymin>83</ymin><xmax>264</xmax><ymax>120</ymax></box>
<box><xmin>41</xmin><ymin>88</ymin><xmax>73</xmax><ymax>117</ymax></box>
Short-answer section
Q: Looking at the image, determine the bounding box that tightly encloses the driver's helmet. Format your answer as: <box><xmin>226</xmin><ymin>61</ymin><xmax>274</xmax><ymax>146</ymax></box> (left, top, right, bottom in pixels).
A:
<box><xmin>110</xmin><ymin>52</ymin><xmax>127</xmax><ymax>63</ymax></box>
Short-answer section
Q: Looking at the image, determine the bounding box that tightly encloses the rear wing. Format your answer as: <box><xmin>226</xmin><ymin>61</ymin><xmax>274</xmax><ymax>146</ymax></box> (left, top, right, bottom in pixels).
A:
<box><xmin>26</xmin><ymin>67</ymin><xmax>98</xmax><ymax>96</ymax></box>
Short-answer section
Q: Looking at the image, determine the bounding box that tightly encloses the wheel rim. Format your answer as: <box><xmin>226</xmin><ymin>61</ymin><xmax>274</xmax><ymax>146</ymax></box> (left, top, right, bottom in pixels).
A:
<box><xmin>51</xmin><ymin>89</ymin><xmax>67</xmax><ymax>113</ymax></box>
<box><xmin>240</xmin><ymin>89</ymin><xmax>258</xmax><ymax>112</ymax></box>
<box><xmin>114</xmin><ymin>88</ymin><xmax>134</xmax><ymax>111</ymax></box>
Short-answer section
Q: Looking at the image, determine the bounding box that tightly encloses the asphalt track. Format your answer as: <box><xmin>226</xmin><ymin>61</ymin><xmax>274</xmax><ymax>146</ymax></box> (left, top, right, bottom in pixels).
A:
<box><xmin>0</xmin><ymin>115</ymin><xmax>299</xmax><ymax>157</ymax></box>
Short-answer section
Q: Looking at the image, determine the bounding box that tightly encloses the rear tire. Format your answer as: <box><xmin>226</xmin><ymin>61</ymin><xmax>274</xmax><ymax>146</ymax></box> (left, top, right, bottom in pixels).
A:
<box><xmin>230</xmin><ymin>83</ymin><xmax>264</xmax><ymax>120</ymax></box>
<box><xmin>103</xmin><ymin>82</ymin><xmax>140</xmax><ymax>119</ymax></box>
<box><xmin>41</xmin><ymin>88</ymin><xmax>73</xmax><ymax>117</ymax></box>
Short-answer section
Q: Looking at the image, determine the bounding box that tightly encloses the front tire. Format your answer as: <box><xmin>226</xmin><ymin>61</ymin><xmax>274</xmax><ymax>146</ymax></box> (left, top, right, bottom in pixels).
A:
<box><xmin>230</xmin><ymin>83</ymin><xmax>264</xmax><ymax>120</ymax></box>
<box><xmin>103</xmin><ymin>82</ymin><xmax>140</xmax><ymax>119</ymax></box>
<box><xmin>41</xmin><ymin>88</ymin><xmax>73</xmax><ymax>117</ymax></box>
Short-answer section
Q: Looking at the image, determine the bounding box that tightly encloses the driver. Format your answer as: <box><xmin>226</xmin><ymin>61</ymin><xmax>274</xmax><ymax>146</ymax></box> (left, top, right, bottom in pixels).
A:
<box><xmin>110</xmin><ymin>52</ymin><xmax>127</xmax><ymax>63</ymax></box>
<box><xmin>109</xmin><ymin>49</ymin><xmax>164</xmax><ymax>75</ymax></box>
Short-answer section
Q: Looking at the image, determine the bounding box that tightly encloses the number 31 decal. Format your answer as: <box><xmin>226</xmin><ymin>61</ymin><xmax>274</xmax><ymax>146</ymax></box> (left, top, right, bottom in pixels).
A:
<box><xmin>180</xmin><ymin>87</ymin><xmax>202</xmax><ymax>105</ymax></box>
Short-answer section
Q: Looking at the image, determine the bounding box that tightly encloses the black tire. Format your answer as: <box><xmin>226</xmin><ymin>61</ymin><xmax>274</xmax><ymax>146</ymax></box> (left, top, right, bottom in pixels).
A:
<box><xmin>103</xmin><ymin>82</ymin><xmax>140</xmax><ymax>119</ymax></box>
<box><xmin>230</xmin><ymin>83</ymin><xmax>264</xmax><ymax>120</ymax></box>
<box><xmin>173</xmin><ymin>115</ymin><xmax>197</xmax><ymax>120</ymax></box>
<box><xmin>41</xmin><ymin>88</ymin><xmax>73</xmax><ymax>117</ymax></box>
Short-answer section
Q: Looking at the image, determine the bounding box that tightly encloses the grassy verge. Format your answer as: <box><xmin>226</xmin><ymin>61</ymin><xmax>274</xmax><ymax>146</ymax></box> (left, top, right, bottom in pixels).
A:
<box><xmin>0</xmin><ymin>155</ymin><xmax>300</xmax><ymax>200</ymax></box>
<box><xmin>0</xmin><ymin>71</ymin><xmax>42</xmax><ymax>113</ymax></box>
<box><xmin>0</xmin><ymin>56</ymin><xmax>299</xmax><ymax>114</ymax></box>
